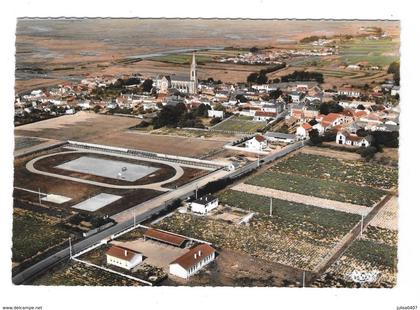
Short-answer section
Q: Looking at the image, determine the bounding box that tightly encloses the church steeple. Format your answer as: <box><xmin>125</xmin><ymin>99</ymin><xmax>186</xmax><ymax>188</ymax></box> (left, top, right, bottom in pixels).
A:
<box><xmin>190</xmin><ymin>52</ymin><xmax>197</xmax><ymax>94</ymax></box>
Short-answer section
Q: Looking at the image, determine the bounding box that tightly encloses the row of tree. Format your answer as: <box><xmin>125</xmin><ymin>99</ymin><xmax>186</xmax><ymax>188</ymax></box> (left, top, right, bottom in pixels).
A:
<box><xmin>281</xmin><ymin>71</ymin><xmax>324</xmax><ymax>83</ymax></box>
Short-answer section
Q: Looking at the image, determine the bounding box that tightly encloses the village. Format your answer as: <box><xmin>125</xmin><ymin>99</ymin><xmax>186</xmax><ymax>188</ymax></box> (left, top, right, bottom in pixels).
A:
<box><xmin>12</xmin><ymin>20</ymin><xmax>400</xmax><ymax>288</ymax></box>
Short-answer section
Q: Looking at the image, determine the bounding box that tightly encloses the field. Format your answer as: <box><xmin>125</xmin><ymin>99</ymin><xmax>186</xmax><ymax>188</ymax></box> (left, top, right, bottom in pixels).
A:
<box><xmin>211</xmin><ymin>116</ymin><xmax>266</xmax><ymax>133</ymax></box>
<box><xmin>219</xmin><ymin>190</ymin><xmax>360</xmax><ymax>237</ymax></box>
<box><xmin>312</xmin><ymin>225</ymin><xmax>397</xmax><ymax>288</ymax></box>
<box><xmin>339</xmin><ymin>38</ymin><xmax>400</xmax><ymax>66</ymax></box>
<box><xmin>246</xmin><ymin>170</ymin><xmax>385</xmax><ymax>206</ymax></box>
<box><xmin>273</xmin><ymin>153</ymin><xmax>398</xmax><ymax>190</ymax></box>
<box><xmin>15</xmin><ymin>112</ymin><xmax>227</xmax><ymax>158</ymax></box>
<box><xmin>155</xmin><ymin>205</ymin><xmax>357</xmax><ymax>271</ymax></box>
<box><xmin>12</xmin><ymin>207</ymin><xmax>70</xmax><ymax>263</ymax></box>
<box><xmin>32</xmin><ymin>261</ymin><xmax>143</xmax><ymax>286</ymax></box>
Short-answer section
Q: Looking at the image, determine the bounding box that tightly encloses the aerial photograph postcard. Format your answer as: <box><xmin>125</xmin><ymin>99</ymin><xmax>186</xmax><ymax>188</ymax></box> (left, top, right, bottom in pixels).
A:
<box><xmin>12</xmin><ymin>18</ymin><xmax>400</xmax><ymax>288</ymax></box>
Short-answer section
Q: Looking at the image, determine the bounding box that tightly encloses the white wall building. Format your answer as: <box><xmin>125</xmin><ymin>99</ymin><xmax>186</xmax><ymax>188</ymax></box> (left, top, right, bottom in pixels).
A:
<box><xmin>106</xmin><ymin>245</ymin><xmax>143</xmax><ymax>270</ymax></box>
<box><xmin>245</xmin><ymin>135</ymin><xmax>268</xmax><ymax>151</ymax></box>
<box><xmin>191</xmin><ymin>195</ymin><xmax>219</xmax><ymax>214</ymax></box>
<box><xmin>169</xmin><ymin>244</ymin><xmax>216</xmax><ymax>279</ymax></box>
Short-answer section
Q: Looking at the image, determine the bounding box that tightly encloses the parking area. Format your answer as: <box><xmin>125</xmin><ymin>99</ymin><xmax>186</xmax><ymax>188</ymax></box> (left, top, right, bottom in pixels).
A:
<box><xmin>112</xmin><ymin>239</ymin><xmax>189</xmax><ymax>270</ymax></box>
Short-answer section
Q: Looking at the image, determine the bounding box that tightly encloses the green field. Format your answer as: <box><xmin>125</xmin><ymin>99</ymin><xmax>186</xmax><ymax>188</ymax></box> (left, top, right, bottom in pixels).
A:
<box><xmin>273</xmin><ymin>153</ymin><xmax>398</xmax><ymax>190</ymax></box>
<box><xmin>150</xmin><ymin>53</ymin><xmax>213</xmax><ymax>64</ymax></box>
<box><xmin>13</xmin><ymin>208</ymin><xmax>69</xmax><ymax>262</ymax></box>
<box><xmin>219</xmin><ymin>190</ymin><xmax>360</xmax><ymax>240</ymax></box>
<box><xmin>246</xmin><ymin>171</ymin><xmax>385</xmax><ymax>206</ymax></box>
<box><xmin>339</xmin><ymin>38</ymin><xmax>399</xmax><ymax>66</ymax></box>
<box><xmin>212</xmin><ymin>116</ymin><xmax>266</xmax><ymax>133</ymax></box>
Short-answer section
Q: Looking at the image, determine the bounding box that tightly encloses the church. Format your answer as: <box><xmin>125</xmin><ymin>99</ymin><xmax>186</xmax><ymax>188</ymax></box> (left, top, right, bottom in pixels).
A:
<box><xmin>155</xmin><ymin>52</ymin><xmax>198</xmax><ymax>94</ymax></box>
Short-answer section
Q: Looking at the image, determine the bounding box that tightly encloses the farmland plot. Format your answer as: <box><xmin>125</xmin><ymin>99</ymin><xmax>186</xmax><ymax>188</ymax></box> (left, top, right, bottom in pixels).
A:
<box><xmin>246</xmin><ymin>171</ymin><xmax>386</xmax><ymax>206</ymax></box>
<box><xmin>13</xmin><ymin>208</ymin><xmax>69</xmax><ymax>263</ymax></box>
<box><xmin>32</xmin><ymin>261</ymin><xmax>143</xmax><ymax>286</ymax></box>
<box><xmin>155</xmin><ymin>211</ymin><xmax>356</xmax><ymax>271</ymax></box>
<box><xmin>212</xmin><ymin>116</ymin><xmax>266</xmax><ymax>133</ymax></box>
<box><xmin>274</xmin><ymin>153</ymin><xmax>398</xmax><ymax>190</ymax></box>
<box><xmin>312</xmin><ymin>226</ymin><xmax>397</xmax><ymax>288</ymax></box>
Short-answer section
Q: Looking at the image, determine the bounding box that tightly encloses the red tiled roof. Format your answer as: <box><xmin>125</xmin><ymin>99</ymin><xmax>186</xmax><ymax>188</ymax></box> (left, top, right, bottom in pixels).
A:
<box><xmin>302</xmin><ymin>123</ymin><xmax>312</xmax><ymax>130</ymax></box>
<box><xmin>255</xmin><ymin>135</ymin><xmax>266</xmax><ymax>142</ymax></box>
<box><xmin>106</xmin><ymin>245</ymin><xmax>141</xmax><ymax>262</ymax></box>
<box><xmin>171</xmin><ymin>244</ymin><xmax>216</xmax><ymax>270</ymax></box>
<box><xmin>322</xmin><ymin>113</ymin><xmax>342</xmax><ymax>122</ymax></box>
<box><xmin>144</xmin><ymin>228</ymin><xmax>187</xmax><ymax>247</ymax></box>
<box><xmin>255</xmin><ymin>111</ymin><xmax>277</xmax><ymax>117</ymax></box>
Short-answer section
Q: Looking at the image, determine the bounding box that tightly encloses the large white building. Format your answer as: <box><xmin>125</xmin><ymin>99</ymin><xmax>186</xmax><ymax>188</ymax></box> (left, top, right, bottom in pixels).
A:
<box><xmin>106</xmin><ymin>245</ymin><xmax>143</xmax><ymax>270</ymax></box>
<box><xmin>191</xmin><ymin>195</ymin><xmax>219</xmax><ymax>214</ymax></box>
<box><xmin>169</xmin><ymin>244</ymin><xmax>216</xmax><ymax>279</ymax></box>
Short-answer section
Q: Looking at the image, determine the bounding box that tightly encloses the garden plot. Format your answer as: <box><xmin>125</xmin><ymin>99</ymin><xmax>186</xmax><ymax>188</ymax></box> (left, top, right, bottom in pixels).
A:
<box><xmin>274</xmin><ymin>152</ymin><xmax>398</xmax><ymax>190</ymax></box>
<box><xmin>246</xmin><ymin>171</ymin><xmax>386</xmax><ymax>207</ymax></box>
<box><xmin>56</xmin><ymin>156</ymin><xmax>158</xmax><ymax>182</ymax></box>
<box><xmin>71</xmin><ymin>193</ymin><xmax>122</xmax><ymax>212</ymax></box>
<box><xmin>154</xmin><ymin>208</ymin><xmax>358</xmax><ymax>271</ymax></box>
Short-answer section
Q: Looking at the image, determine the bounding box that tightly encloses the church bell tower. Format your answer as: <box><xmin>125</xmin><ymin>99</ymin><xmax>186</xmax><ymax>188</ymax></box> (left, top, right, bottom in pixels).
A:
<box><xmin>190</xmin><ymin>52</ymin><xmax>197</xmax><ymax>94</ymax></box>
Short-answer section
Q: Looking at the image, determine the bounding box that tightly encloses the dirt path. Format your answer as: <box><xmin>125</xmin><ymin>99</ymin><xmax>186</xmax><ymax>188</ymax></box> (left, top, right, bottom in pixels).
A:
<box><xmin>300</xmin><ymin>146</ymin><xmax>361</xmax><ymax>161</ymax></box>
<box><xmin>232</xmin><ymin>183</ymin><xmax>371</xmax><ymax>215</ymax></box>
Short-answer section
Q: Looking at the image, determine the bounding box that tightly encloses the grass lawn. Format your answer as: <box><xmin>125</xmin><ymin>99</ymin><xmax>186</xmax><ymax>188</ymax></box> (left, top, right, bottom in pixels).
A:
<box><xmin>273</xmin><ymin>153</ymin><xmax>398</xmax><ymax>190</ymax></box>
<box><xmin>12</xmin><ymin>208</ymin><xmax>69</xmax><ymax>263</ymax></box>
<box><xmin>212</xmin><ymin>116</ymin><xmax>266</xmax><ymax>133</ymax></box>
<box><xmin>219</xmin><ymin>190</ymin><xmax>360</xmax><ymax>240</ymax></box>
<box><xmin>246</xmin><ymin>171</ymin><xmax>386</xmax><ymax>206</ymax></box>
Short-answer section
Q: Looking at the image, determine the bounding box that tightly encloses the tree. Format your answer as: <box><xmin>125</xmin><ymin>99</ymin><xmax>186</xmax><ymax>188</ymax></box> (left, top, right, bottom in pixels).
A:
<box><xmin>308</xmin><ymin>119</ymin><xmax>318</xmax><ymax>126</ymax></box>
<box><xmin>194</xmin><ymin>103</ymin><xmax>210</xmax><ymax>117</ymax></box>
<box><xmin>235</xmin><ymin>94</ymin><xmax>248</xmax><ymax>103</ymax></box>
<box><xmin>357</xmin><ymin>104</ymin><xmax>366</xmax><ymax>110</ymax></box>
<box><xmin>93</xmin><ymin>105</ymin><xmax>101</xmax><ymax>113</ymax></box>
<box><xmin>247</xmin><ymin>72</ymin><xmax>259</xmax><ymax>84</ymax></box>
<box><xmin>319</xmin><ymin>103</ymin><xmax>330</xmax><ymax>115</ymax></box>
<box><xmin>309</xmin><ymin>129</ymin><xmax>322</xmax><ymax>146</ymax></box>
<box><xmin>387</xmin><ymin>61</ymin><xmax>400</xmax><ymax>86</ymax></box>
<box><xmin>269</xmin><ymin>89</ymin><xmax>282</xmax><ymax>100</ymax></box>
<box><xmin>250</xmin><ymin>46</ymin><xmax>259</xmax><ymax>53</ymax></box>
<box><xmin>358</xmin><ymin>146</ymin><xmax>378</xmax><ymax>160</ymax></box>
<box><xmin>210</xmin><ymin>117</ymin><xmax>222</xmax><ymax>126</ymax></box>
<box><xmin>141</xmin><ymin>79</ymin><xmax>154</xmax><ymax>92</ymax></box>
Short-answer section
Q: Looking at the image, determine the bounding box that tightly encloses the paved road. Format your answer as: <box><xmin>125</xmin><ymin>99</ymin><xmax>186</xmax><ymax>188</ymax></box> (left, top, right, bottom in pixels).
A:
<box><xmin>12</xmin><ymin>141</ymin><xmax>304</xmax><ymax>285</ymax></box>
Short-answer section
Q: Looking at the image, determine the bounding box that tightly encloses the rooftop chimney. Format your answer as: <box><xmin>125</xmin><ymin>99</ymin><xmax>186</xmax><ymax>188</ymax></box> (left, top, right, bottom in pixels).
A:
<box><xmin>194</xmin><ymin>253</ymin><xmax>197</xmax><ymax>259</ymax></box>
<box><xmin>124</xmin><ymin>250</ymin><xmax>128</xmax><ymax>257</ymax></box>
<box><xmin>198</xmin><ymin>250</ymin><xmax>202</xmax><ymax>257</ymax></box>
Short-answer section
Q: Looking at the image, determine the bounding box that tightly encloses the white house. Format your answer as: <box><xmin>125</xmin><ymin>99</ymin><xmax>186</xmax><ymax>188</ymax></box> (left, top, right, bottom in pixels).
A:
<box><xmin>106</xmin><ymin>245</ymin><xmax>143</xmax><ymax>270</ymax></box>
<box><xmin>337</xmin><ymin>88</ymin><xmax>361</xmax><ymax>98</ymax></box>
<box><xmin>296</xmin><ymin>123</ymin><xmax>312</xmax><ymax>138</ymax></box>
<box><xmin>191</xmin><ymin>195</ymin><xmax>219</xmax><ymax>214</ymax></box>
<box><xmin>169</xmin><ymin>244</ymin><xmax>216</xmax><ymax>279</ymax></box>
<box><xmin>208</xmin><ymin>109</ymin><xmax>224</xmax><ymax>118</ymax></box>
<box><xmin>245</xmin><ymin>135</ymin><xmax>268</xmax><ymax>151</ymax></box>
<box><xmin>336</xmin><ymin>130</ymin><xmax>373</xmax><ymax>147</ymax></box>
